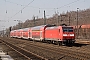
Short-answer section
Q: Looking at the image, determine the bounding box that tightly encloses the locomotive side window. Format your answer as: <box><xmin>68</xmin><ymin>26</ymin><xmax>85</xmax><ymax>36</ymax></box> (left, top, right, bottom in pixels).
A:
<box><xmin>59</xmin><ymin>29</ymin><xmax>60</xmax><ymax>32</ymax></box>
<box><xmin>29</xmin><ymin>32</ymin><xmax>30</xmax><ymax>35</ymax></box>
<box><xmin>63</xmin><ymin>27</ymin><xmax>73</xmax><ymax>32</ymax></box>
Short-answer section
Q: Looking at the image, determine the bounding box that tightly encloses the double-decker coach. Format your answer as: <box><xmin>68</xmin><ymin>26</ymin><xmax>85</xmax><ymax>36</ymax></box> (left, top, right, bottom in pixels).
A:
<box><xmin>31</xmin><ymin>24</ymin><xmax>55</xmax><ymax>41</ymax></box>
<box><xmin>10</xmin><ymin>30</ymin><xmax>17</xmax><ymax>38</ymax></box>
<box><xmin>16</xmin><ymin>29</ymin><xmax>23</xmax><ymax>38</ymax></box>
<box><xmin>22</xmin><ymin>28</ymin><xmax>30</xmax><ymax>39</ymax></box>
<box><xmin>10</xmin><ymin>30</ymin><xmax>14</xmax><ymax>37</ymax></box>
<box><xmin>31</xmin><ymin>25</ymin><xmax>47</xmax><ymax>41</ymax></box>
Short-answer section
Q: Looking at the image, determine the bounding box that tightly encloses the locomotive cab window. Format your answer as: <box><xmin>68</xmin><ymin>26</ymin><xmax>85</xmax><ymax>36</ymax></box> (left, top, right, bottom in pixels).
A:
<box><xmin>62</xmin><ymin>27</ymin><xmax>73</xmax><ymax>32</ymax></box>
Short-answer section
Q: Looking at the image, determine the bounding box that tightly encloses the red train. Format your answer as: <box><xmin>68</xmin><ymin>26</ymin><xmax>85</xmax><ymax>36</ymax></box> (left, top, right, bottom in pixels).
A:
<box><xmin>10</xmin><ymin>25</ymin><xmax>75</xmax><ymax>45</ymax></box>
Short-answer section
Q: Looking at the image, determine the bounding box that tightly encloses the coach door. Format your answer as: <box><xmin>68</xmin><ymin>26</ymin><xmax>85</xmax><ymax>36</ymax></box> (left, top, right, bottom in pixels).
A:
<box><xmin>40</xmin><ymin>31</ymin><xmax>43</xmax><ymax>40</ymax></box>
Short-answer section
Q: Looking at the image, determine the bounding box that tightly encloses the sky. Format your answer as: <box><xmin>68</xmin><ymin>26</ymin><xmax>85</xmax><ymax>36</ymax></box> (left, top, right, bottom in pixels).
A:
<box><xmin>0</xmin><ymin>0</ymin><xmax>90</xmax><ymax>31</ymax></box>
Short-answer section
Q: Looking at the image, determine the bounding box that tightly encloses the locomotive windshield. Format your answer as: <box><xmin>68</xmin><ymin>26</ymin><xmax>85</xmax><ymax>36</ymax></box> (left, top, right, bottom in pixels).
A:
<box><xmin>62</xmin><ymin>27</ymin><xmax>73</xmax><ymax>32</ymax></box>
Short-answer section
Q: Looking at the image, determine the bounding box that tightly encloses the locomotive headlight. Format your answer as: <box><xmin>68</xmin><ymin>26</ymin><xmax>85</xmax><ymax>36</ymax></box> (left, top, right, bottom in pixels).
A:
<box><xmin>70</xmin><ymin>34</ymin><xmax>74</xmax><ymax>36</ymax></box>
<box><xmin>63</xmin><ymin>34</ymin><xmax>67</xmax><ymax>36</ymax></box>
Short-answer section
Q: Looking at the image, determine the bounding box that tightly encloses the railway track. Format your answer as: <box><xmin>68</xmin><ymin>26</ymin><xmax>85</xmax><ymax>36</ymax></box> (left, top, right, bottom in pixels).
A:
<box><xmin>0</xmin><ymin>37</ymin><xmax>90</xmax><ymax>60</ymax></box>
<box><xmin>22</xmin><ymin>41</ymin><xmax>90</xmax><ymax>60</ymax></box>
<box><xmin>0</xmin><ymin>38</ymin><xmax>48</xmax><ymax>60</ymax></box>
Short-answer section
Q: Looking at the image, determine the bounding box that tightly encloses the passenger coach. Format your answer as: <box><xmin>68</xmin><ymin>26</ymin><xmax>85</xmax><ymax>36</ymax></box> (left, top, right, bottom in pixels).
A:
<box><xmin>22</xmin><ymin>28</ymin><xmax>30</xmax><ymax>39</ymax></box>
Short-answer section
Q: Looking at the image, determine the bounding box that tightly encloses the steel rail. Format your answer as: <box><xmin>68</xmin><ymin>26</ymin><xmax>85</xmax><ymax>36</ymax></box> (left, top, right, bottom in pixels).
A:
<box><xmin>25</xmin><ymin>42</ymin><xmax>90</xmax><ymax>60</ymax></box>
<box><xmin>0</xmin><ymin>40</ymin><xmax>48</xmax><ymax>60</ymax></box>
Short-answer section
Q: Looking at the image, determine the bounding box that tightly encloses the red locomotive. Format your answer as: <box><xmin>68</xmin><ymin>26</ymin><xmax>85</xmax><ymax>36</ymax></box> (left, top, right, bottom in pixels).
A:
<box><xmin>45</xmin><ymin>26</ymin><xmax>75</xmax><ymax>45</ymax></box>
<box><xmin>10</xmin><ymin>24</ymin><xmax>75</xmax><ymax>45</ymax></box>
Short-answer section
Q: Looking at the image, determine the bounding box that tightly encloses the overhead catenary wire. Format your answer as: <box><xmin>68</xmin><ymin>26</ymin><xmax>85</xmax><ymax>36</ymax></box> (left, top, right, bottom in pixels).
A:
<box><xmin>9</xmin><ymin>0</ymin><xmax>34</xmax><ymax>19</ymax></box>
<box><xmin>2</xmin><ymin>0</ymin><xmax>85</xmax><ymax>20</ymax></box>
<box><xmin>3</xmin><ymin>0</ymin><xmax>81</xmax><ymax>10</ymax></box>
<box><xmin>58</xmin><ymin>0</ymin><xmax>80</xmax><ymax>9</ymax></box>
<box><xmin>3</xmin><ymin>0</ymin><xmax>83</xmax><ymax>17</ymax></box>
<box><xmin>46</xmin><ymin>0</ymin><xmax>82</xmax><ymax>13</ymax></box>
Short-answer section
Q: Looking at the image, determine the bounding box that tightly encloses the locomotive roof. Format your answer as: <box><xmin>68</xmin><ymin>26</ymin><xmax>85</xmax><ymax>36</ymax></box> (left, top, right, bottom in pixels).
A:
<box><xmin>46</xmin><ymin>26</ymin><xmax>73</xmax><ymax>30</ymax></box>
